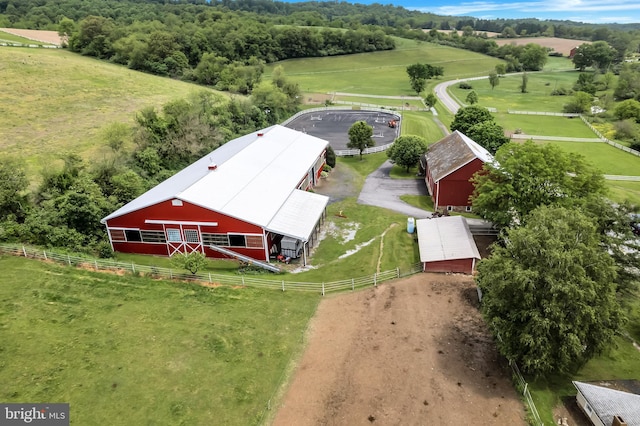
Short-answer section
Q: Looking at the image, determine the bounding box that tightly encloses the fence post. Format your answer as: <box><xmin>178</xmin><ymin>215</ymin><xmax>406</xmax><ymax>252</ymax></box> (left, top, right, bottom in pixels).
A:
<box><xmin>170</xmin><ymin>269</ymin><xmax>173</xmax><ymax>279</ymax></box>
<box><xmin>322</xmin><ymin>282</ymin><xmax>325</xmax><ymax>296</ymax></box>
<box><xmin>351</xmin><ymin>278</ymin><xmax>354</xmax><ymax>291</ymax></box>
<box><xmin>209</xmin><ymin>272</ymin><xmax>212</xmax><ymax>283</ymax></box>
<box><xmin>523</xmin><ymin>382</ymin><xmax>528</xmax><ymax>396</ymax></box>
<box><xmin>241</xmin><ymin>276</ymin><xmax>245</xmax><ymax>286</ymax></box>
<box><xmin>374</xmin><ymin>272</ymin><xmax>377</xmax><ymax>286</ymax></box>
<box><xmin>132</xmin><ymin>263</ymin><xmax>135</xmax><ymax>273</ymax></box>
<box><xmin>67</xmin><ymin>254</ymin><xmax>71</xmax><ymax>265</ymax></box>
<box><xmin>95</xmin><ymin>260</ymin><xmax>98</xmax><ymax>270</ymax></box>
<box><xmin>22</xmin><ymin>246</ymin><xmax>26</xmax><ymax>257</ymax></box>
<box><xmin>43</xmin><ymin>250</ymin><xmax>47</xmax><ymax>261</ymax></box>
<box><xmin>396</xmin><ymin>267</ymin><xmax>400</xmax><ymax>278</ymax></box>
<box><xmin>281</xmin><ymin>280</ymin><xmax>285</xmax><ymax>292</ymax></box>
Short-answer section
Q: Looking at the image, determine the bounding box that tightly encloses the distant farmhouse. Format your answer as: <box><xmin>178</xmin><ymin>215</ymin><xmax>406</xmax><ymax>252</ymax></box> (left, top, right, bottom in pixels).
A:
<box><xmin>421</xmin><ymin>131</ymin><xmax>494</xmax><ymax>213</ymax></box>
<box><xmin>101</xmin><ymin>125</ymin><xmax>329</xmax><ymax>266</ymax></box>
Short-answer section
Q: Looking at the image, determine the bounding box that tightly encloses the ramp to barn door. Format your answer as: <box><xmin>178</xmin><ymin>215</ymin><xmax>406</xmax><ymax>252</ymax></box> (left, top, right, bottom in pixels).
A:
<box><xmin>208</xmin><ymin>244</ymin><xmax>281</xmax><ymax>273</ymax></box>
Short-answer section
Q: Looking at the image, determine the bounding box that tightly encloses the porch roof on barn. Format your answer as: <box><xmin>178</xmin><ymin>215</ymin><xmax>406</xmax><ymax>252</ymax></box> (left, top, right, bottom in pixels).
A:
<box><xmin>573</xmin><ymin>381</ymin><xmax>640</xmax><ymax>426</ymax></box>
<box><xmin>426</xmin><ymin>130</ymin><xmax>494</xmax><ymax>182</ymax></box>
<box><xmin>266</xmin><ymin>189</ymin><xmax>328</xmax><ymax>241</ymax></box>
<box><xmin>416</xmin><ymin>216</ymin><xmax>480</xmax><ymax>263</ymax></box>
<box><xmin>101</xmin><ymin>125</ymin><xmax>329</xmax><ymax>239</ymax></box>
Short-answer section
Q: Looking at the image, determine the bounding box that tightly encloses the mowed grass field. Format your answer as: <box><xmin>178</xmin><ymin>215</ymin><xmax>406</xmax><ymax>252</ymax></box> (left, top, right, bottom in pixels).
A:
<box><xmin>496</xmin><ymin>114</ymin><xmax>597</xmax><ymax>138</ymax></box>
<box><xmin>0</xmin><ymin>255</ymin><xmax>319</xmax><ymax>425</ymax></box>
<box><xmin>268</xmin><ymin>37</ymin><xmax>503</xmax><ymax>96</ymax></box>
<box><xmin>0</xmin><ymin>47</ymin><xmax>222</xmax><ymax>178</ymax></box>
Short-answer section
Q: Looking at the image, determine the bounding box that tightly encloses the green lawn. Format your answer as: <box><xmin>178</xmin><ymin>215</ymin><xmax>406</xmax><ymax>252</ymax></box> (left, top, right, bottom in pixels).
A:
<box><xmin>495</xmin><ymin>114</ymin><xmax>597</xmax><ymax>138</ymax></box>
<box><xmin>269</xmin><ymin>38</ymin><xmax>503</xmax><ymax>97</ymax></box>
<box><xmin>0</xmin><ymin>47</ymin><xmax>223</xmax><ymax>180</ymax></box>
<box><xmin>606</xmin><ymin>180</ymin><xmax>640</xmax><ymax>206</ymax></box>
<box><xmin>400</xmin><ymin>111</ymin><xmax>446</xmax><ymax>142</ymax></box>
<box><xmin>0</xmin><ymin>255</ymin><xmax>319</xmax><ymax>425</ymax></box>
<box><xmin>332</xmin><ymin>95</ymin><xmax>423</xmax><ymax>109</ymax></box>
<box><xmin>400</xmin><ymin>194</ymin><xmax>434</xmax><ymax>210</ymax></box>
<box><xmin>542</xmin><ymin>141</ymin><xmax>640</xmax><ymax>176</ymax></box>
<box><xmin>448</xmin><ymin>70</ymin><xmax>582</xmax><ymax>113</ymax></box>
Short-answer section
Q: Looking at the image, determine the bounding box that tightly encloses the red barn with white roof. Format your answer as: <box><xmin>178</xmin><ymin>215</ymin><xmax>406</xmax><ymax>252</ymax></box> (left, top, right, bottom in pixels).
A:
<box><xmin>101</xmin><ymin>125</ymin><xmax>329</xmax><ymax>265</ymax></box>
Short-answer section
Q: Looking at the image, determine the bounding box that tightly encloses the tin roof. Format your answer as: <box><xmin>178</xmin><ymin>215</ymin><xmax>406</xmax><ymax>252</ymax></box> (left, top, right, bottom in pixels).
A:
<box><xmin>426</xmin><ymin>131</ymin><xmax>494</xmax><ymax>182</ymax></box>
<box><xmin>574</xmin><ymin>381</ymin><xmax>640</xmax><ymax>426</ymax></box>
<box><xmin>416</xmin><ymin>216</ymin><xmax>481</xmax><ymax>263</ymax></box>
<box><xmin>102</xmin><ymin>125</ymin><xmax>329</xmax><ymax>240</ymax></box>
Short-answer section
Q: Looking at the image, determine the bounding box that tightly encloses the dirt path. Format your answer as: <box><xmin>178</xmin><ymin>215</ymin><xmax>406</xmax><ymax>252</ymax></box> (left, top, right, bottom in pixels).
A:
<box><xmin>272</xmin><ymin>274</ymin><xmax>526</xmax><ymax>426</ymax></box>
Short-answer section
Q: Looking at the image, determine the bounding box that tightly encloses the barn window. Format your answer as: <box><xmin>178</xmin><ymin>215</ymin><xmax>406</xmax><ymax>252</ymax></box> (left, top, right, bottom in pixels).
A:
<box><xmin>171</xmin><ymin>199</ymin><xmax>183</xmax><ymax>206</ymax></box>
<box><xmin>245</xmin><ymin>235</ymin><xmax>263</xmax><ymax>249</ymax></box>
<box><xmin>140</xmin><ymin>230</ymin><xmax>166</xmax><ymax>243</ymax></box>
<box><xmin>184</xmin><ymin>229</ymin><xmax>200</xmax><ymax>243</ymax></box>
<box><xmin>201</xmin><ymin>233</ymin><xmax>229</xmax><ymax>246</ymax></box>
<box><xmin>109</xmin><ymin>229</ymin><xmax>126</xmax><ymax>242</ymax></box>
<box><xmin>228</xmin><ymin>234</ymin><xmax>246</xmax><ymax>247</ymax></box>
<box><xmin>125</xmin><ymin>230</ymin><xmax>142</xmax><ymax>242</ymax></box>
<box><xmin>446</xmin><ymin>205</ymin><xmax>453</xmax><ymax>212</ymax></box>
<box><xmin>167</xmin><ymin>229</ymin><xmax>181</xmax><ymax>242</ymax></box>
<box><xmin>465</xmin><ymin>206</ymin><xmax>472</xmax><ymax>212</ymax></box>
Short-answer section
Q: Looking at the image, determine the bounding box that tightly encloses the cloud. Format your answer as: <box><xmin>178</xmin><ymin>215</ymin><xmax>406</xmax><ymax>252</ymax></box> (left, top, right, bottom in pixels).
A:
<box><xmin>413</xmin><ymin>0</ymin><xmax>640</xmax><ymax>21</ymax></box>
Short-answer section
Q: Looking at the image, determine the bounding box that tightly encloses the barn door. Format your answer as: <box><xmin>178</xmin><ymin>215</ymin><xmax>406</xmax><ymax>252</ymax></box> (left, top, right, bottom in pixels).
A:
<box><xmin>166</xmin><ymin>226</ymin><xmax>202</xmax><ymax>256</ymax></box>
<box><xmin>166</xmin><ymin>228</ymin><xmax>183</xmax><ymax>256</ymax></box>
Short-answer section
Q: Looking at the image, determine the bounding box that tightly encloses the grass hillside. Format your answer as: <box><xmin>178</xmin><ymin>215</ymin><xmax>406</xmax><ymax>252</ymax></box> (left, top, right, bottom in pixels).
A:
<box><xmin>0</xmin><ymin>47</ymin><xmax>222</xmax><ymax>178</ymax></box>
<box><xmin>269</xmin><ymin>37</ymin><xmax>503</xmax><ymax>96</ymax></box>
<box><xmin>0</xmin><ymin>255</ymin><xmax>318</xmax><ymax>425</ymax></box>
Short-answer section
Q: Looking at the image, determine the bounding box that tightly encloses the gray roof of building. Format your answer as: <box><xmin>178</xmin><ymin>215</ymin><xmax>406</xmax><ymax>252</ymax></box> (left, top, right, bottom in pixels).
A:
<box><xmin>426</xmin><ymin>130</ymin><xmax>494</xmax><ymax>182</ymax></box>
<box><xmin>573</xmin><ymin>381</ymin><xmax>640</xmax><ymax>426</ymax></box>
<box><xmin>416</xmin><ymin>216</ymin><xmax>481</xmax><ymax>263</ymax></box>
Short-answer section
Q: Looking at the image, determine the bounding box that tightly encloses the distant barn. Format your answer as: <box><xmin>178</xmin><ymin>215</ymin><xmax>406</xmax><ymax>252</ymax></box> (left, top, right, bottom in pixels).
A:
<box><xmin>421</xmin><ymin>131</ymin><xmax>494</xmax><ymax>213</ymax></box>
<box><xmin>101</xmin><ymin>125</ymin><xmax>329</xmax><ymax>266</ymax></box>
<box><xmin>416</xmin><ymin>216</ymin><xmax>480</xmax><ymax>275</ymax></box>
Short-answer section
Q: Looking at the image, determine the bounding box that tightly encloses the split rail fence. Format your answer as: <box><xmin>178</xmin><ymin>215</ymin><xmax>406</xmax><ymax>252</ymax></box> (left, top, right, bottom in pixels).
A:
<box><xmin>0</xmin><ymin>244</ymin><xmax>423</xmax><ymax>295</ymax></box>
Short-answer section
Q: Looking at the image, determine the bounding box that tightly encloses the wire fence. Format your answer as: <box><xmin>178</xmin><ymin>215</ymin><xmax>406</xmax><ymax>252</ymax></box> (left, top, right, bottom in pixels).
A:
<box><xmin>510</xmin><ymin>360</ymin><xmax>544</xmax><ymax>426</ymax></box>
<box><xmin>508</xmin><ymin>110</ymin><xmax>580</xmax><ymax>117</ymax></box>
<box><xmin>0</xmin><ymin>244</ymin><xmax>423</xmax><ymax>295</ymax></box>
<box><xmin>580</xmin><ymin>116</ymin><xmax>640</xmax><ymax>157</ymax></box>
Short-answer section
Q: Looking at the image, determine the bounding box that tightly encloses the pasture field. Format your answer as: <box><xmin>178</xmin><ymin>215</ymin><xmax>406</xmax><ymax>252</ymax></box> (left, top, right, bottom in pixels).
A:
<box><xmin>0</xmin><ymin>255</ymin><xmax>319</xmax><ymax>425</ymax></box>
<box><xmin>448</xmin><ymin>70</ymin><xmax>582</xmax><ymax>112</ymax></box>
<box><xmin>400</xmin><ymin>111</ymin><xmax>446</xmax><ymax>142</ymax></box>
<box><xmin>542</xmin><ymin>141</ymin><xmax>640</xmax><ymax>176</ymax></box>
<box><xmin>606</xmin><ymin>180</ymin><xmax>640</xmax><ymax>206</ymax></box>
<box><xmin>332</xmin><ymin>94</ymin><xmax>423</xmax><ymax>109</ymax></box>
<box><xmin>268</xmin><ymin>38</ymin><xmax>503</xmax><ymax>96</ymax></box>
<box><xmin>495</xmin><ymin>114</ymin><xmax>597</xmax><ymax>138</ymax></box>
<box><xmin>0</xmin><ymin>47</ymin><xmax>221</xmax><ymax>179</ymax></box>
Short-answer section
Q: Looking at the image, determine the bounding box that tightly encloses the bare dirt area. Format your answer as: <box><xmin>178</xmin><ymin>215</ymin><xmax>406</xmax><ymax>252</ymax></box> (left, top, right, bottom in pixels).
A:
<box><xmin>272</xmin><ymin>274</ymin><xmax>526</xmax><ymax>426</ymax></box>
<box><xmin>494</xmin><ymin>37</ymin><xmax>588</xmax><ymax>56</ymax></box>
<box><xmin>0</xmin><ymin>28</ymin><xmax>62</xmax><ymax>45</ymax></box>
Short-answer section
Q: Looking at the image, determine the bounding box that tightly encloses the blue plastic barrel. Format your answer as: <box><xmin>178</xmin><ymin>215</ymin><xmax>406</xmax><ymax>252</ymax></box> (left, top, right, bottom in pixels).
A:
<box><xmin>407</xmin><ymin>217</ymin><xmax>415</xmax><ymax>234</ymax></box>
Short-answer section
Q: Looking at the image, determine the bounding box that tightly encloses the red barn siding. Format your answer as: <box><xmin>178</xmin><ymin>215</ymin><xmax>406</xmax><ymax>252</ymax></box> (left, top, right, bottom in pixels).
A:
<box><xmin>423</xmin><ymin>258</ymin><xmax>475</xmax><ymax>274</ymax></box>
<box><xmin>106</xmin><ymin>199</ymin><xmax>267</xmax><ymax>261</ymax></box>
<box><xmin>431</xmin><ymin>158</ymin><xmax>484</xmax><ymax>209</ymax></box>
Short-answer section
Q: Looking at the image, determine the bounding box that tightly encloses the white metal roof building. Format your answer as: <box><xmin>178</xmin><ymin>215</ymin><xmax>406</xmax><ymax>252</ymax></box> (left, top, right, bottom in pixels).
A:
<box><xmin>416</xmin><ymin>216</ymin><xmax>481</xmax><ymax>274</ymax></box>
<box><xmin>574</xmin><ymin>381</ymin><xmax>640</xmax><ymax>426</ymax></box>
<box><xmin>101</xmin><ymin>125</ymin><xmax>330</xmax><ymax>265</ymax></box>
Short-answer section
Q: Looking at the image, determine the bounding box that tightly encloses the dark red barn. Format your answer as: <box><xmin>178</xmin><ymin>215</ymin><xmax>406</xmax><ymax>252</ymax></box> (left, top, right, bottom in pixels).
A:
<box><xmin>101</xmin><ymin>125</ymin><xmax>329</xmax><ymax>266</ymax></box>
<box><xmin>423</xmin><ymin>131</ymin><xmax>494</xmax><ymax>212</ymax></box>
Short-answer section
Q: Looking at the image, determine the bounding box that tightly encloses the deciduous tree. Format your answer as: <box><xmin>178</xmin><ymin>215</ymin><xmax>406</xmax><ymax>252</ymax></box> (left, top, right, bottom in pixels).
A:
<box><xmin>465</xmin><ymin>90</ymin><xmax>478</xmax><ymax>105</ymax></box>
<box><xmin>477</xmin><ymin>205</ymin><xmax>625</xmax><ymax>377</ymax></box>
<box><xmin>386</xmin><ymin>135</ymin><xmax>428</xmax><ymax>172</ymax></box>
<box><xmin>466</xmin><ymin>121</ymin><xmax>509</xmax><ymax>154</ymax></box>
<box><xmin>347</xmin><ymin>121</ymin><xmax>374</xmax><ymax>160</ymax></box>
<box><xmin>450</xmin><ymin>105</ymin><xmax>493</xmax><ymax>135</ymax></box>
<box><xmin>488</xmin><ymin>72</ymin><xmax>499</xmax><ymax>90</ymax></box>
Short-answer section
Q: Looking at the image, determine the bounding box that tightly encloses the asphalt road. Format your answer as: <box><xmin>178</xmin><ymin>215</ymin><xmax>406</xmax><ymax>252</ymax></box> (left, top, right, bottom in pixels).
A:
<box><xmin>434</xmin><ymin>76</ymin><xmax>489</xmax><ymax>114</ymax></box>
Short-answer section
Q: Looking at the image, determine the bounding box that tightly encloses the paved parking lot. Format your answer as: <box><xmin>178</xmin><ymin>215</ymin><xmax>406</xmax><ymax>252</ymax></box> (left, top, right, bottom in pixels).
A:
<box><xmin>285</xmin><ymin>110</ymin><xmax>400</xmax><ymax>150</ymax></box>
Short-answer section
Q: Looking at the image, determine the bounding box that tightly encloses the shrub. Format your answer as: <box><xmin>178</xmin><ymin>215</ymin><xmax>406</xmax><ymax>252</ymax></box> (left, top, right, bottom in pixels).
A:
<box><xmin>458</xmin><ymin>82</ymin><xmax>473</xmax><ymax>89</ymax></box>
<box><xmin>322</xmin><ymin>164</ymin><xmax>332</xmax><ymax>172</ymax></box>
<box><xmin>614</xmin><ymin>119</ymin><xmax>639</xmax><ymax>141</ymax></box>
<box><xmin>551</xmin><ymin>87</ymin><xmax>572</xmax><ymax>96</ymax></box>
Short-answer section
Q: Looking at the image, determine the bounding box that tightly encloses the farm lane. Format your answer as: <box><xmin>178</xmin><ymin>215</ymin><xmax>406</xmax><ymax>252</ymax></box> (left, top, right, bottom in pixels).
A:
<box><xmin>357</xmin><ymin>160</ymin><xmax>432</xmax><ymax>218</ymax></box>
<box><xmin>434</xmin><ymin>76</ymin><xmax>490</xmax><ymax>114</ymax></box>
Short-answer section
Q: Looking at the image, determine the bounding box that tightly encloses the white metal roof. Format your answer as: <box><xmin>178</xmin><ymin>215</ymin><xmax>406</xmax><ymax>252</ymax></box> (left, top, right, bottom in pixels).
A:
<box><xmin>574</xmin><ymin>381</ymin><xmax>640</xmax><ymax>426</ymax></box>
<box><xmin>102</xmin><ymin>125</ymin><xmax>329</xmax><ymax>233</ymax></box>
<box><xmin>416</xmin><ymin>216</ymin><xmax>481</xmax><ymax>263</ymax></box>
<box><xmin>266</xmin><ymin>189</ymin><xmax>328</xmax><ymax>241</ymax></box>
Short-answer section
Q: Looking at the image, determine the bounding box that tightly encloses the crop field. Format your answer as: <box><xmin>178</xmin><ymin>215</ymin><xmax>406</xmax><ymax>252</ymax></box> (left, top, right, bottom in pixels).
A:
<box><xmin>268</xmin><ymin>38</ymin><xmax>503</xmax><ymax>96</ymax></box>
<box><xmin>0</xmin><ymin>255</ymin><xmax>319</xmax><ymax>425</ymax></box>
<box><xmin>493</xmin><ymin>37</ymin><xmax>588</xmax><ymax>56</ymax></box>
<box><xmin>0</xmin><ymin>28</ymin><xmax>61</xmax><ymax>45</ymax></box>
<box><xmin>0</xmin><ymin>48</ymin><xmax>222</xmax><ymax>179</ymax></box>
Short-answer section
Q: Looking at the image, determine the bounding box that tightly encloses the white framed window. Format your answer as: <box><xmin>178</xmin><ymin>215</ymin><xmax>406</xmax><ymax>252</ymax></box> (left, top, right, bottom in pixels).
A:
<box><xmin>109</xmin><ymin>229</ymin><xmax>126</xmax><ymax>242</ymax></box>
<box><xmin>202</xmin><ymin>233</ymin><xmax>229</xmax><ymax>246</ymax></box>
<box><xmin>141</xmin><ymin>230</ymin><xmax>166</xmax><ymax>243</ymax></box>
<box><xmin>171</xmin><ymin>199</ymin><xmax>183</xmax><ymax>206</ymax></box>
<box><xmin>184</xmin><ymin>229</ymin><xmax>200</xmax><ymax>243</ymax></box>
<box><xmin>167</xmin><ymin>229</ymin><xmax>181</xmax><ymax>242</ymax></box>
<box><xmin>446</xmin><ymin>205</ymin><xmax>453</xmax><ymax>212</ymax></box>
<box><xmin>465</xmin><ymin>206</ymin><xmax>472</xmax><ymax>212</ymax></box>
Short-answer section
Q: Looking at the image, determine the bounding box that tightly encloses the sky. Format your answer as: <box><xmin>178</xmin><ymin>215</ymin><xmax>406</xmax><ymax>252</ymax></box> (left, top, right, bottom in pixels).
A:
<box><xmin>345</xmin><ymin>0</ymin><xmax>640</xmax><ymax>24</ymax></box>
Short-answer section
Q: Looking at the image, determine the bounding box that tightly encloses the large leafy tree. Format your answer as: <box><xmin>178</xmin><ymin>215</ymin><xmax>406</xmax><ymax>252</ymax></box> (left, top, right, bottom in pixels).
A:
<box><xmin>450</xmin><ymin>105</ymin><xmax>494</xmax><ymax>135</ymax></box>
<box><xmin>471</xmin><ymin>140</ymin><xmax>606</xmax><ymax>229</ymax></box>
<box><xmin>347</xmin><ymin>121</ymin><xmax>374</xmax><ymax>160</ymax></box>
<box><xmin>466</xmin><ymin>121</ymin><xmax>510</xmax><ymax>154</ymax></box>
<box><xmin>387</xmin><ymin>135</ymin><xmax>428</xmax><ymax>172</ymax></box>
<box><xmin>520</xmin><ymin>43</ymin><xmax>548</xmax><ymax>70</ymax></box>
<box><xmin>477</xmin><ymin>206</ymin><xmax>625</xmax><ymax>377</ymax></box>
<box><xmin>0</xmin><ymin>159</ymin><xmax>29</xmax><ymax>223</ymax></box>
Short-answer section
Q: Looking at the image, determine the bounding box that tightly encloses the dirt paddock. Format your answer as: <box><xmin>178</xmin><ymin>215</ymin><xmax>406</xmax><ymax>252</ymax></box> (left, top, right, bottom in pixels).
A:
<box><xmin>272</xmin><ymin>274</ymin><xmax>526</xmax><ymax>425</ymax></box>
